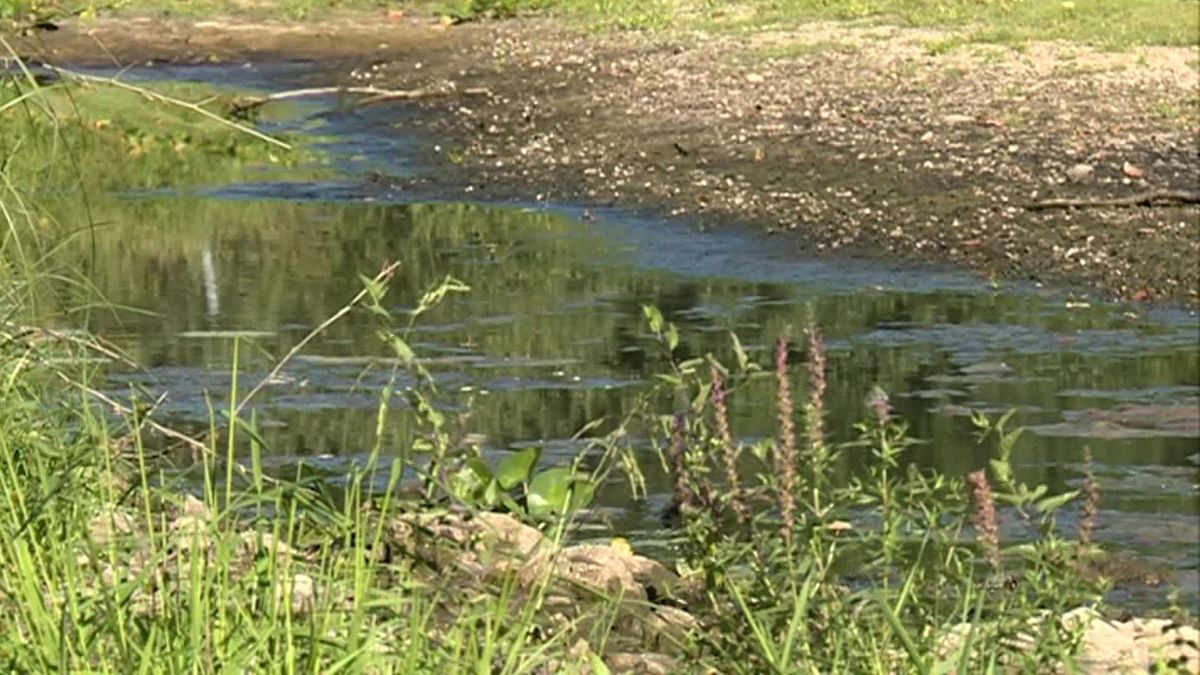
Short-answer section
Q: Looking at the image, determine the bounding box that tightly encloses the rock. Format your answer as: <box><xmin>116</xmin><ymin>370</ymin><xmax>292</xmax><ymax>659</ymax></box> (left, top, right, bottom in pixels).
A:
<box><xmin>473</xmin><ymin>511</ymin><xmax>545</xmax><ymax>558</ymax></box>
<box><xmin>1121</xmin><ymin>161</ymin><xmax>1145</xmax><ymax>179</ymax></box>
<box><xmin>391</xmin><ymin>510</ymin><xmax>558</xmax><ymax>583</ymax></box>
<box><xmin>277</xmin><ymin>573</ymin><xmax>315</xmax><ymax>615</ymax></box>
<box><xmin>1076</xmin><ymin>614</ymin><xmax>1200</xmax><ymax>673</ymax></box>
<box><xmin>239</xmin><ymin>530</ymin><xmax>297</xmax><ymax>565</ymax></box>
<box><xmin>1066</xmin><ymin>163</ymin><xmax>1094</xmax><ymax>183</ymax></box>
<box><xmin>474</xmin><ymin>512</ymin><xmax>554</xmax><ymax>582</ymax></box>
<box><xmin>556</xmin><ymin>543</ymin><xmax>690</xmax><ymax>604</ymax></box>
<box><xmin>168</xmin><ymin>515</ymin><xmax>209</xmax><ymax>552</ymax></box>
<box><xmin>940</xmin><ymin>608</ymin><xmax>1200</xmax><ymax>672</ymax></box>
<box><xmin>182</xmin><ymin>494</ymin><xmax>210</xmax><ymax>521</ymax></box>
<box><xmin>99</xmin><ymin>564</ymin><xmax>118</xmax><ymax>589</ymax></box>
<box><xmin>641</xmin><ymin>605</ymin><xmax>697</xmax><ymax>650</ymax></box>
<box><xmin>558</xmin><ymin>544</ymin><xmax>644</xmax><ymax>599</ymax></box>
<box><xmin>565</xmin><ymin>638</ymin><xmax>591</xmax><ymax>661</ymax></box>
<box><xmin>745</xmin><ymin>72</ymin><xmax>764</xmax><ymax>84</ymax></box>
<box><xmin>826</xmin><ymin>520</ymin><xmax>853</xmax><ymax>534</ymax></box>
<box><xmin>87</xmin><ymin>508</ymin><xmax>134</xmax><ymax>546</ymax></box>
<box><xmin>383</xmin><ymin>511</ymin><xmax>703</xmax><ymax>661</ymax></box>
<box><xmin>942</xmin><ymin>114</ymin><xmax>975</xmax><ymax>125</ymax></box>
<box><xmin>606</xmin><ymin>652</ymin><xmax>678</xmax><ymax>674</ymax></box>
<box><xmin>620</xmin><ymin>553</ymin><xmax>684</xmax><ymax>602</ymax></box>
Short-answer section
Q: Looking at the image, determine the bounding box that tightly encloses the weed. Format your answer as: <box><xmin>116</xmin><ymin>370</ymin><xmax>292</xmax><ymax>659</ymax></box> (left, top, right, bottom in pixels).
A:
<box><xmin>638</xmin><ymin>305</ymin><xmax>1108</xmax><ymax>672</ymax></box>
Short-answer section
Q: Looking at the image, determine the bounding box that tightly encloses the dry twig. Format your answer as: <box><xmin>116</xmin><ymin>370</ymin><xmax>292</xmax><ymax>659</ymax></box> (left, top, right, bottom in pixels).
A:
<box><xmin>229</xmin><ymin>85</ymin><xmax>491</xmax><ymax>115</ymax></box>
<box><xmin>1027</xmin><ymin>189</ymin><xmax>1200</xmax><ymax>211</ymax></box>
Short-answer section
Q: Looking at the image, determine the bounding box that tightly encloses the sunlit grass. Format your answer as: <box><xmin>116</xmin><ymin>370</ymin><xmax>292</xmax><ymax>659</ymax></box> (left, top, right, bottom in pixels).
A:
<box><xmin>5</xmin><ymin>0</ymin><xmax>1196</xmax><ymax>46</ymax></box>
<box><xmin>717</xmin><ymin>0</ymin><xmax>1200</xmax><ymax>48</ymax></box>
<box><xmin>0</xmin><ymin>74</ymin><xmax>317</xmax><ymax>193</ymax></box>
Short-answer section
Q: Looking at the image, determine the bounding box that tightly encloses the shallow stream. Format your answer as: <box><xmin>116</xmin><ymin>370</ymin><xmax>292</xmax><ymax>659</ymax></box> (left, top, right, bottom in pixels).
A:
<box><xmin>57</xmin><ymin>63</ymin><xmax>1198</xmax><ymax>609</ymax></box>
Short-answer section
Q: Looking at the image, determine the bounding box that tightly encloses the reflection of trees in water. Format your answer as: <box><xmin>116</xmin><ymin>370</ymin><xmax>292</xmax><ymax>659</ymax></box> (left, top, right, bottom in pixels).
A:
<box><xmin>51</xmin><ymin>197</ymin><xmax>1200</xmax><ymax>523</ymax></box>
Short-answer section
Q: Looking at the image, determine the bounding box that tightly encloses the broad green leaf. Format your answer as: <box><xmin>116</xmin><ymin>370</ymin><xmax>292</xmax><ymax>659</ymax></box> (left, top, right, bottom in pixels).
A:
<box><xmin>999</xmin><ymin>428</ymin><xmax>1024</xmax><ymax>456</ymax></box>
<box><xmin>997</xmin><ymin>409</ymin><xmax>1018</xmax><ymax>430</ymax></box>
<box><xmin>707</xmin><ymin>355</ymin><xmax>729</xmax><ymax>378</ymax></box>
<box><xmin>482</xmin><ymin>479</ymin><xmax>500</xmax><ymax>507</ymax></box>
<box><xmin>450</xmin><ymin>464</ymin><xmax>486</xmax><ymax>500</ymax></box>
<box><xmin>666</xmin><ymin>323</ymin><xmax>679</xmax><ymax>352</ymax></box>
<box><xmin>466</xmin><ymin>457</ymin><xmax>493</xmax><ymax>482</ymax></box>
<box><xmin>358</xmin><ymin>273</ymin><xmax>386</xmax><ymax>304</ymax></box>
<box><xmin>588</xmin><ymin>653</ymin><xmax>612</xmax><ymax>675</ymax></box>
<box><xmin>1002</xmin><ymin>543</ymin><xmax>1039</xmax><ymax>560</ymax></box>
<box><xmin>500</xmin><ymin>493</ymin><xmax>524</xmax><ymax>516</ymax></box>
<box><xmin>497</xmin><ymin>447</ymin><xmax>540</xmax><ymax>490</ymax></box>
<box><xmin>526</xmin><ymin>467</ymin><xmax>572</xmax><ymax>518</ymax></box>
<box><xmin>988</xmin><ymin>458</ymin><xmax>1011</xmax><ymax>485</ymax></box>
<box><xmin>654</xmin><ymin>374</ymin><xmax>683</xmax><ymax>387</ymax></box>
<box><xmin>995</xmin><ymin>493</ymin><xmax>1025</xmax><ymax>506</ymax></box>
<box><xmin>642</xmin><ymin>305</ymin><xmax>664</xmax><ymax>334</ymax></box>
<box><xmin>568</xmin><ymin>478</ymin><xmax>596</xmax><ymax>511</ymax></box>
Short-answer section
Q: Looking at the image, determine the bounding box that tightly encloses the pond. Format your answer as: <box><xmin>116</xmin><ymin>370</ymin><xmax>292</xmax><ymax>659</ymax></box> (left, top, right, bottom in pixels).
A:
<box><xmin>51</xmin><ymin>64</ymin><xmax>1199</xmax><ymax>610</ymax></box>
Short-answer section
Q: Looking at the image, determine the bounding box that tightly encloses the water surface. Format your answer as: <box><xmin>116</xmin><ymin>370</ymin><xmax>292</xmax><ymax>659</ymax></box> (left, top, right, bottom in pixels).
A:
<box><xmin>55</xmin><ymin>66</ymin><xmax>1199</xmax><ymax>609</ymax></box>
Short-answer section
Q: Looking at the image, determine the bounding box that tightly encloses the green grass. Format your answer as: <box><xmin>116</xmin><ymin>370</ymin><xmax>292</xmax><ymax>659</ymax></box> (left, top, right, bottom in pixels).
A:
<box><xmin>0</xmin><ymin>339</ymin><xmax>619</xmax><ymax>671</ymax></box>
<box><xmin>0</xmin><ymin>75</ymin><xmax>313</xmax><ymax>194</ymax></box>
<box><xmin>5</xmin><ymin>0</ymin><xmax>1197</xmax><ymax>46</ymax></box>
<box><xmin>0</xmin><ymin>69</ymin><xmax>608</xmax><ymax>672</ymax></box>
<box><xmin>719</xmin><ymin>0</ymin><xmax>1200</xmax><ymax>48</ymax></box>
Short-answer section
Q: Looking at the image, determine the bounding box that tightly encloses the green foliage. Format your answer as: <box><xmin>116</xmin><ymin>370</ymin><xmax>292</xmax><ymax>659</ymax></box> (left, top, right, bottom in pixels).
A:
<box><xmin>638</xmin><ymin>304</ymin><xmax>1108</xmax><ymax>672</ymax></box>
<box><xmin>0</xmin><ymin>61</ymin><xmax>621</xmax><ymax>672</ymax></box>
<box><xmin>6</xmin><ymin>0</ymin><xmax>1195</xmax><ymax>46</ymax></box>
<box><xmin>706</xmin><ymin>0</ymin><xmax>1199</xmax><ymax>48</ymax></box>
<box><xmin>0</xmin><ymin>0</ymin><xmax>66</xmax><ymax>24</ymax></box>
<box><xmin>0</xmin><ymin>74</ymin><xmax>307</xmax><ymax>195</ymax></box>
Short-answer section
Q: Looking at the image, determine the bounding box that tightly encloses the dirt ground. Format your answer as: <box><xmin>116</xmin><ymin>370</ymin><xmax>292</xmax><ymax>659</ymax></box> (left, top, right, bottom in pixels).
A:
<box><xmin>10</xmin><ymin>13</ymin><xmax>1200</xmax><ymax>305</ymax></box>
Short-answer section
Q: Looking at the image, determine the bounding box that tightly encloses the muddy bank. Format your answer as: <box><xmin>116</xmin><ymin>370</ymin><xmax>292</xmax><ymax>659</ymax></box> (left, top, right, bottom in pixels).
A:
<box><xmin>369</xmin><ymin>21</ymin><xmax>1199</xmax><ymax>305</ymax></box>
<box><xmin>11</xmin><ymin>15</ymin><xmax>1200</xmax><ymax>304</ymax></box>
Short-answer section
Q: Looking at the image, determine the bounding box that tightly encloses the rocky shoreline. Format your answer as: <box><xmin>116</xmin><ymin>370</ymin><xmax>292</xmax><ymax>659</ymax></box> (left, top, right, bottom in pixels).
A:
<box><xmin>84</xmin><ymin>497</ymin><xmax>1199</xmax><ymax>673</ymax></box>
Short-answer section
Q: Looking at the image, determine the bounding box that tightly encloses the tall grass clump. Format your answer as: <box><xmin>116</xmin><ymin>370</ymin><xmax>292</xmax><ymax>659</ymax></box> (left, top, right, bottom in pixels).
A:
<box><xmin>0</xmin><ymin>264</ymin><xmax>635</xmax><ymax>671</ymax></box>
<box><xmin>0</xmin><ymin>58</ymin><xmax>640</xmax><ymax>672</ymax></box>
<box><xmin>640</xmin><ymin>307</ymin><xmax>1110</xmax><ymax>673</ymax></box>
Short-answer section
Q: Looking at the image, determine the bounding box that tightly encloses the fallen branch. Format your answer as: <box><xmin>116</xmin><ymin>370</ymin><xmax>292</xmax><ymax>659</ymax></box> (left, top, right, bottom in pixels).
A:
<box><xmin>230</xmin><ymin>85</ymin><xmax>491</xmax><ymax>115</ymax></box>
<box><xmin>1027</xmin><ymin>189</ymin><xmax>1200</xmax><ymax>211</ymax></box>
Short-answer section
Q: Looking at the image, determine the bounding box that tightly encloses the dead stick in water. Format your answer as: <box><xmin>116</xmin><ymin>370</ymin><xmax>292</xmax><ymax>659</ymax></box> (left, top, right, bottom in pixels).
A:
<box><xmin>1027</xmin><ymin>189</ymin><xmax>1200</xmax><ymax>211</ymax></box>
<box><xmin>231</xmin><ymin>86</ymin><xmax>490</xmax><ymax>114</ymax></box>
